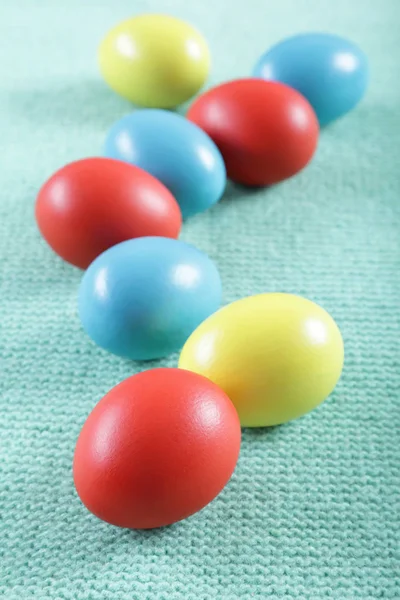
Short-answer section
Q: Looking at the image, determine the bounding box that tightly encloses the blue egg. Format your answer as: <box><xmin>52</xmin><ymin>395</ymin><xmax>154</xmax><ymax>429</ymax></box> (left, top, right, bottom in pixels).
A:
<box><xmin>253</xmin><ymin>33</ymin><xmax>369</xmax><ymax>126</ymax></box>
<box><xmin>104</xmin><ymin>109</ymin><xmax>227</xmax><ymax>219</ymax></box>
<box><xmin>78</xmin><ymin>237</ymin><xmax>222</xmax><ymax>361</ymax></box>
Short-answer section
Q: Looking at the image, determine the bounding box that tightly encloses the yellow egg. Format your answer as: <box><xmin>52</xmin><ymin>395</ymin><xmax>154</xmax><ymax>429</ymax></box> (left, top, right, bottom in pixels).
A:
<box><xmin>179</xmin><ymin>293</ymin><xmax>344</xmax><ymax>427</ymax></box>
<box><xmin>98</xmin><ymin>14</ymin><xmax>210</xmax><ymax>108</ymax></box>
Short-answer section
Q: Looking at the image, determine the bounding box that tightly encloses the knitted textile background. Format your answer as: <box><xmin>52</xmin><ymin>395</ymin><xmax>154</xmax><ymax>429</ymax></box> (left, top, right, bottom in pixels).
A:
<box><xmin>1</xmin><ymin>1</ymin><xmax>399</xmax><ymax>598</ymax></box>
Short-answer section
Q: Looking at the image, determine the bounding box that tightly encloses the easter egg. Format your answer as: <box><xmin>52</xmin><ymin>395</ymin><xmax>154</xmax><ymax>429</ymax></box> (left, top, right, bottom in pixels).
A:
<box><xmin>187</xmin><ymin>79</ymin><xmax>319</xmax><ymax>186</ymax></box>
<box><xmin>98</xmin><ymin>14</ymin><xmax>210</xmax><ymax>108</ymax></box>
<box><xmin>35</xmin><ymin>158</ymin><xmax>181</xmax><ymax>270</ymax></box>
<box><xmin>73</xmin><ymin>368</ymin><xmax>241</xmax><ymax>529</ymax></box>
<box><xmin>179</xmin><ymin>293</ymin><xmax>344</xmax><ymax>427</ymax></box>
<box><xmin>78</xmin><ymin>237</ymin><xmax>222</xmax><ymax>360</ymax></box>
<box><xmin>104</xmin><ymin>110</ymin><xmax>226</xmax><ymax>219</ymax></box>
<box><xmin>252</xmin><ymin>33</ymin><xmax>369</xmax><ymax>126</ymax></box>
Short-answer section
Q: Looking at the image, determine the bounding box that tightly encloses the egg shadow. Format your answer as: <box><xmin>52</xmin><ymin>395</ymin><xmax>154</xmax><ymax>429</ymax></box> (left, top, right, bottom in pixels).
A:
<box><xmin>127</xmin><ymin>521</ymin><xmax>182</xmax><ymax>541</ymax></box>
<box><xmin>220</xmin><ymin>180</ymin><xmax>272</xmax><ymax>203</ymax></box>
<box><xmin>317</xmin><ymin>103</ymin><xmax>397</xmax><ymax>136</ymax></box>
<box><xmin>6</xmin><ymin>78</ymin><xmax>134</xmax><ymax>130</ymax></box>
<box><xmin>94</xmin><ymin>516</ymin><xmax>189</xmax><ymax>547</ymax></box>
<box><xmin>242</xmin><ymin>424</ymin><xmax>282</xmax><ymax>439</ymax></box>
<box><xmin>118</xmin><ymin>351</ymin><xmax>179</xmax><ymax>370</ymax></box>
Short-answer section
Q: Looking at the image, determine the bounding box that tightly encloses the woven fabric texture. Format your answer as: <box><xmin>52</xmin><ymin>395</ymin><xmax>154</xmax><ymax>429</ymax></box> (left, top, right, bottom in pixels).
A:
<box><xmin>1</xmin><ymin>0</ymin><xmax>399</xmax><ymax>598</ymax></box>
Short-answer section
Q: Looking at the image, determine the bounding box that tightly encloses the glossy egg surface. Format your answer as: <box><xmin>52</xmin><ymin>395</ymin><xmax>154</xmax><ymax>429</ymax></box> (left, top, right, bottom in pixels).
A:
<box><xmin>179</xmin><ymin>293</ymin><xmax>344</xmax><ymax>426</ymax></box>
<box><xmin>253</xmin><ymin>33</ymin><xmax>369</xmax><ymax>125</ymax></box>
<box><xmin>187</xmin><ymin>79</ymin><xmax>319</xmax><ymax>186</ymax></box>
<box><xmin>73</xmin><ymin>368</ymin><xmax>241</xmax><ymax>529</ymax></box>
<box><xmin>78</xmin><ymin>237</ymin><xmax>222</xmax><ymax>360</ymax></box>
<box><xmin>35</xmin><ymin>158</ymin><xmax>181</xmax><ymax>269</ymax></box>
<box><xmin>99</xmin><ymin>14</ymin><xmax>210</xmax><ymax>108</ymax></box>
<box><xmin>104</xmin><ymin>110</ymin><xmax>226</xmax><ymax>219</ymax></box>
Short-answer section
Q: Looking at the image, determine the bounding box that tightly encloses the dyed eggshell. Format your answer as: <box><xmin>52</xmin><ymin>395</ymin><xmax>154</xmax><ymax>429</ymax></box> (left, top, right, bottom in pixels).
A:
<box><xmin>253</xmin><ymin>33</ymin><xmax>369</xmax><ymax>126</ymax></box>
<box><xmin>35</xmin><ymin>158</ymin><xmax>181</xmax><ymax>269</ymax></box>
<box><xmin>78</xmin><ymin>237</ymin><xmax>222</xmax><ymax>360</ymax></box>
<box><xmin>73</xmin><ymin>368</ymin><xmax>241</xmax><ymax>529</ymax></box>
<box><xmin>98</xmin><ymin>14</ymin><xmax>210</xmax><ymax>108</ymax></box>
<box><xmin>179</xmin><ymin>293</ymin><xmax>344</xmax><ymax>427</ymax></box>
<box><xmin>104</xmin><ymin>110</ymin><xmax>226</xmax><ymax>219</ymax></box>
<box><xmin>187</xmin><ymin>79</ymin><xmax>319</xmax><ymax>186</ymax></box>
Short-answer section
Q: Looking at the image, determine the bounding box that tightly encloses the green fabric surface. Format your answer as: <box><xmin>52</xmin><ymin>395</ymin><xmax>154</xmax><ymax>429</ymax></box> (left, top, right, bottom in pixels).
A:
<box><xmin>1</xmin><ymin>0</ymin><xmax>399</xmax><ymax>598</ymax></box>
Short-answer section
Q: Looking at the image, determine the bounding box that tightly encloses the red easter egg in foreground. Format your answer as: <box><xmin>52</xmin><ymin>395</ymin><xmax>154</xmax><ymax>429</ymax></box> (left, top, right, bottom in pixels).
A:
<box><xmin>35</xmin><ymin>158</ymin><xmax>182</xmax><ymax>269</ymax></box>
<box><xmin>187</xmin><ymin>79</ymin><xmax>319</xmax><ymax>186</ymax></box>
<box><xmin>73</xmin><ymin>368</ymin><xmax>241</xmax><ymax>529</ymax></box>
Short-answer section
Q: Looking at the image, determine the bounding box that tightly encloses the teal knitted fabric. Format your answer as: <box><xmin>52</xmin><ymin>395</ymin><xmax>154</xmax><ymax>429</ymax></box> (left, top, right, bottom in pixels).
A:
<box><xmin>1</xmin><ymin>0</ymin><xmax>399</xmax><ymax>598</ymax></box>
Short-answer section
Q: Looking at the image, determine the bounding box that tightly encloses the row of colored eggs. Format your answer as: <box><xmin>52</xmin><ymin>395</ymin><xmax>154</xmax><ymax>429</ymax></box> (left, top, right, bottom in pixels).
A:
<box><xmin>74</xmin><ymin>290</ymin><xmax>344</xmax><ymax>529</ymax></box>
<box><xmin>99</xmin><ymin>14</ymin><xmax>368</xmax><ymax>125</ymax></box>
<box><xmin>37</xmin><ymin>192</ymin><xmax>345</xmax><ymax>397</ymax></box>
<box><xmin>37</xmin><ymin>13</ymin><xmax>358</xmax><ymax>530</ymax></box>
<box><xmin>36</xmin><ymin>16</ymin><xmax>368</xmax><ymax>271</ymax></box>
<box><xmin>35</xmin><ymin>91</ymin><xmax>315</xmax><ymax>269</ymax></box>
<box><xmin>72</xmin><ymin>236</ymin><xmax>344</xmax><ymax>530</ymax></box>
<box><xmin>36</xmin><ymin>87</ymin><xmax>318</xmax><ymax>269</ymax></box>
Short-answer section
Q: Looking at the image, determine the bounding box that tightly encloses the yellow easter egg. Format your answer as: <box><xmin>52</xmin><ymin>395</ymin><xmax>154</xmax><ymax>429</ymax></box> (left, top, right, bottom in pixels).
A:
<box><xmin>98</xmin><ymin>14</ymin><xmax>210</xmax><ymax>108</ymax></box>
<box><xmin>179</xmin><ymin>293</ymin><xmax>344</xmax><ymax>427</ymax></box>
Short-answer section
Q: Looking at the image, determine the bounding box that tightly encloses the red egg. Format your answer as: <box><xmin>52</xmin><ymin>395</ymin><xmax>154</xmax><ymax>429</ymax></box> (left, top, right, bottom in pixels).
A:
<box><xmin>35</xmin><ymin>158</ymin><xmax>182</xmax><ymax>269</ymax></box>
<box><xmin>73</xmin><ymin>368</ymin><xmax>241</xmax><ymax>529</ymax></box>
<box><xmin>187</xmin><ymin>79</ymin><xmax>319</xmax><ymax>186</ymax></box>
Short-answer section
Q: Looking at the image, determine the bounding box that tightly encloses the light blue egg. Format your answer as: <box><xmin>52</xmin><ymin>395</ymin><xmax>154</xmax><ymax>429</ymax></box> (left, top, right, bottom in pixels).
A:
<box><xmin>253</xmin><ymin>33</ymin><xmax>369</xmax><ymax>126</ymax></box>
<box><xmin>104</xmin><ymin>109</ymin><xmax>227</xmax><ymax>219</ymax></box>
<box><xmin>78</xmin><ymin>237</ymin><xmax>222</xmax><ymax>361</ymax></box>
